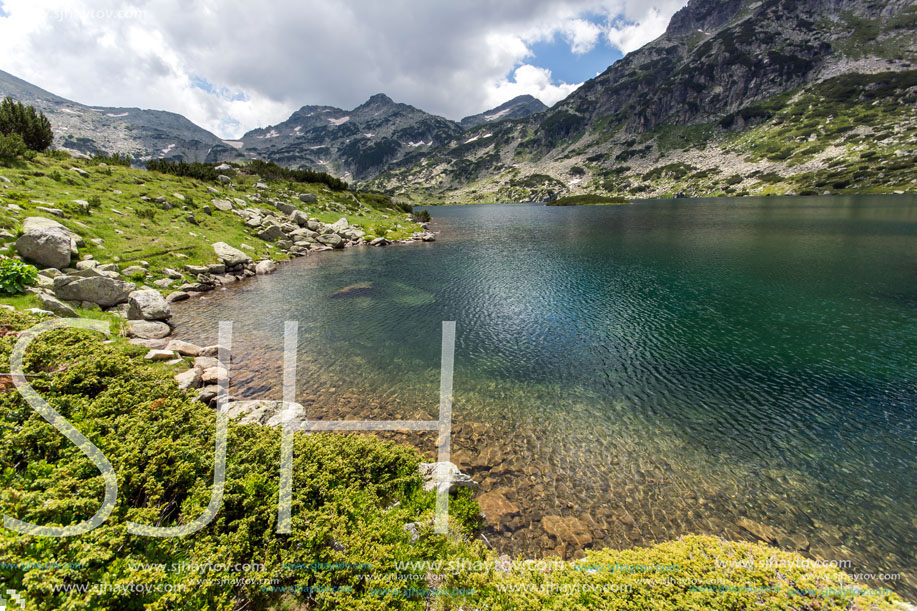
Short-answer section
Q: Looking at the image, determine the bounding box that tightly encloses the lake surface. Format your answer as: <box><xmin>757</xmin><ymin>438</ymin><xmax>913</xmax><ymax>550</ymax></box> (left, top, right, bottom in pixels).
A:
<box><xmin>172</xmin><ymin>195</ymin><xmax>916</xmax><ymax>596</ymax></box>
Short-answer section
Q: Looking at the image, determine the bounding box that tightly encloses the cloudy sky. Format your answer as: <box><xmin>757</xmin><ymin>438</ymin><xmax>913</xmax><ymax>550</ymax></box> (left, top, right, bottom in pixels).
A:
<box><xmin>0</xmin><ymin>0</ymin><xmax>687</xmax><ymax>139</ymax></box>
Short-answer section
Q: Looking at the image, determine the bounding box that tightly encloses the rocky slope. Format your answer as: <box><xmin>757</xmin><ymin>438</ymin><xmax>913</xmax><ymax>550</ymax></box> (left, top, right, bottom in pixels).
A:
<box><xmin>0</xmin><ymin>69</ymin><xmax>226</xmax><ymax>162</ymax></box>
<box><xmin>367</xmin><ymin>0</ymin><xmax>917</xmax><ymax>201</ymax></box>
<box><xmin>459</xmin><ymin>94</ymin><xmax>548</xmax><ymax>129</ymax></box>
<box><xmin>207</xmin><ymin>93</ymin><xmax>464</xmax><ymax>182</ymax></box>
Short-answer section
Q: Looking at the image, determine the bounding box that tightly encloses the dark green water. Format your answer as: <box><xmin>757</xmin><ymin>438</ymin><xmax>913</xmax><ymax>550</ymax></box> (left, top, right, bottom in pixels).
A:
<box><xmin>172</xmin><ymin>195</ymin><xmax>916</xmax><ymax>595</ymax></box>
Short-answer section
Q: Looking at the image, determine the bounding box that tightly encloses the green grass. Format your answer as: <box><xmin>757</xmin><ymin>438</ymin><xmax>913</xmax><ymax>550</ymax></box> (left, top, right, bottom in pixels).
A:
<box><xmin>0</xmin><ymin>153</ymin><xmax>424</xmax><ymax>294</ymax></box>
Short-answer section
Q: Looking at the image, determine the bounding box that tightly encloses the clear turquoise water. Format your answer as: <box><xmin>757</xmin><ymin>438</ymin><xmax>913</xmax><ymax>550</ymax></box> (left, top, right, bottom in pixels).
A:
<box><xmin>172</xmin><ymin>195</ymin><xmax>916</xmax><ymax>595</ymax></box>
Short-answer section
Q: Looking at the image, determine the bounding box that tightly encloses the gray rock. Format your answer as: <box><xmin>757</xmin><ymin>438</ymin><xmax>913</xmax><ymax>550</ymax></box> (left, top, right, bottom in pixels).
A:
<box><xmin>121</xmin><ymin>265</ymin><xmax>146</xmax><ymax>277</ymax></box>
<box><xmin>153</xmin><ymin>278</ymin><xmax>174</xmax><ymax>288</ymax></box>
<box><xmin>174</xmin><ymin>368</ymin><xmax>202</xmax><ymax>391</ymax></box>
<box><xmin>254</xmin><ymin>182</ymin><xmax>268</xmax><ymax>189</ymax></box>
<box><xmin>165</xmin><ymin>291</ymin><xmax>190</xmax><ymax>303</ymax></box>
<box><xmin>214</xmin><ymin>163</ymin><xmax>232</xmax><ymax>172</ymax></box>
<box><xmin>207</xmin><ymin>263</ymin><xmax>226</xmax><ymax>275</ymax></box>
<box><xmin>37</xmin><ymin>292</ymin><xmax>78</xmax><ymax>317</ymax></box>
<box><xmin>145</xmin><ymin>349</ymin><xmax>175</xmax><ymax>361</ymax></box>
<box><xmin>289</xmin><ymin>210</ymin><xmax>309</xmax><ymax>226</ymax></box>
<box><xmin>273</xmin><ymin>201</ymin><xmax>296</xmax><ymax>215</ymax></box>
<box><xmin>330</xmin><ymin>218</ymin><xmax>349</xmax><ymax>233</ymax></box>
<box><xmin>54</xmin><ymin>276</ymin><xmax>135</xmax><ymax>307</ymax></box>
<box><xmin>165</xmin><ymin>340</ymin><xmax>202</xmax><ymax>356</ymax></box>
<box><xmin>202</xmin><ymin>205</ymin><xmax>212</xmax><ymax>215</ymax></box>
<box><xmin>16</xmin><ymin>227</ymin><xmax>73</xmax><ymax>268</ymax></box>
<box><xmin>255</xmin><ymin>260</ymin><xmax>277</xmax><ymax>275</ymax></box>
<box><xmin>195</xmin><ymin>385</ymin><xmax>220</xmax><ymax>405</ymax></box>
<box><xmin>35</xmin><ymin>206</ymin><xmax>64</xmax><ymax>217</ymax></box>
<box><xmin>184</xmin><ymin>264</ymin><xmax>209</xmax><ymax>274</ymax></box>
<box><xmin>193</xmin><ymin>356</ymin><xmax>220</xmax><ymax>370</ymax></box>
<box><xmin>211</xmin><ymin>199</ymin><xmax>233</xmax><ymax>211</ymax></box>
<box><xmin>70</xmin><ymin>167</ymin><xmax>89</xmax><ymax>178</ymax></box>
<box><xmin>418</xmin><ymin>462</ymin><xmax>477</xmax><ymax>493</ymax></box>
<box><xmin>96</xmin><ymin>263</ymin><xmax>119</xmax><ymax>273</ymax></box>
<box><xmin>299</xmin><ymin>193</ymin><xmax>317</xmax><ymax>203</ymax></box>
<box><xmin>212</xmin><ymin>242</ymin><xmax>251</xmax><ymax>266</ymax></box>
<box><xmin>127</xmin><ymin>320</ymin><xmax>171</xmax><ymax>340</ymax></box>
<box><xmin>370</xmin><ymin>237</ymin><xmax>389</xmax><ymax>246</ymax></box>
<box><xmin>316</xmin><ymin>233</ymin><xmax>343</xmax><ymax>248</ymax></box>
<box><xmin>256</xmin><ymin>225</ymin><xmax>285</xmax><ymax>242</ymax></box>
<box><xmin>164</xmin><ymin>267</ymin><xmax>184</xmax><ymax>279</ymax></box>
<box><xmin>127</xmin><ymin>289</ymin><xmax>172</xmax><ymax>321</ymax></box>
<box><xmin>75</xmin><ymin>259</ymin><xmax>98</xmax><ymax>271</ymax></box>
<box><xmin>201</xmin><ymin>367</ymin><xmax>229</xmax><ymax>384</ymax></box>
<box><xmin>224</xmin><ymin>400</ymin><xmax>304</xmax><ymax>426</ymax></box>
<box><xmin>217</xmin><ymin>174</ymin><xmax>232</xmax><ymax>183</ymax></box>
<box><xmin>199</xmin><ymin>345</ymin><xmax>229</xmax><ymax>357</ymax></box>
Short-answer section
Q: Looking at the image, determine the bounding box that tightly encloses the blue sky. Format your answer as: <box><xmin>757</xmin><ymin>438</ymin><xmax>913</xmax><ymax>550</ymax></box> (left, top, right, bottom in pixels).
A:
<box><xmin>529</xmin><ymin>37</ymin><xmax>624</xmax><ymax>83</ymax></box>
<box><xmin>0</xmin><ymin>2</ymin><xmax>8</xmax><ymax>18</ymax></box>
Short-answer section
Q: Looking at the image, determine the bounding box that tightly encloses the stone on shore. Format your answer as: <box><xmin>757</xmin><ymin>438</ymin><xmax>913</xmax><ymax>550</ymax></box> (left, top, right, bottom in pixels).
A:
<box><xmin>54</xmin><ymin>276</ymin><xmax>135</xmax><ymax>307</ymax></box>
<box><xmin>212</xmin><ymin>242</ymin><xmax>251</xmax><ymax>266</ymax></box>
<box><xmin>174</xmin><ymin>367</ymin><xmax>203</xmax><ymax>391</ymax></box>
<box><xmin>145</xmin><ymin>349</ymin><xmax>175</xmax><ymax>361</ymax></box>
<box><xmin>255</xmin><ymin>260</ymin><xmax>277</xmax><ymax>275</ymax></box>
<box><xmin>164</xmin><ymin>339</ymin><xmax>202</xmax><ymax>356</ymax></box>
<box><xmin>127</xmin><ymin>289</ymin><xmax>171</xmax><ymax>321</ymax></box>
<box><xmin>166</xmin><ymin>291</ymin><xmax>190</xmax><ymax>303</ymax></box>
<box><xmin>127</xmin><ymin>320</ymin><xmax>172</xmax><ymax>340</ymax></box>
<box><xmin>201</xmin><ymin>367</ymin><xmax>229</xmax><ymax>384</ymax></box>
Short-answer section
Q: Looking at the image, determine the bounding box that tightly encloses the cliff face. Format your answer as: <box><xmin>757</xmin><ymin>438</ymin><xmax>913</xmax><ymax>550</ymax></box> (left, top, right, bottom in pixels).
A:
<box><xmin>366</xmin><ymin>0</ymin><xmax>917</xmax><ymax>201</ymax></box>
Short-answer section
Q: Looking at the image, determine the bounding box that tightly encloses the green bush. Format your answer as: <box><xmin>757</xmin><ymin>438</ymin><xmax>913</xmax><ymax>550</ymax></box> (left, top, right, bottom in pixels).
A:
<box><xmin>146</xmin><ymin>158</ymin><xmax>219</xmax><ymax>181</ymax></box>
<box><xmin>0</xmin><ymin>97</ymin><xmax>53</xmax><ymax>152</ymax></box>
<box><xmin>0</xmin><ymin>257</ymin><xmax>38</xmax><ymax>294</ymax></box>
<box><xmin>0</xmin><ymin>132</ymin><xmax>28</xmax><ymax>163</ymax></box>
<box><xmin>411</xmin><ymin>209</ymin><xmax>431</xmax><ymax>223</ymax></box>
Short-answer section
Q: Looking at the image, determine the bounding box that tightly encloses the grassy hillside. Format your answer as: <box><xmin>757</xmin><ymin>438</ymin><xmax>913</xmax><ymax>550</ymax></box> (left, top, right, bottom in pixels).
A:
<box><xmin>0</xmin><ymin>152</ymin><xmax>424</xmax><ymax>302</ymax></box>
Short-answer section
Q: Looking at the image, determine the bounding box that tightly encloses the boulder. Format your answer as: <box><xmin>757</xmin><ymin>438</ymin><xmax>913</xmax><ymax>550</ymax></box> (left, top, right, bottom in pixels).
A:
<box><xmin>255</xmin><ymin>260</ymin><xmax>277</xmax><ymax>275</ymax></box>
<box><xmin>127</xmin><ymin>289</ymin><xmax>171</xmax><ymax>321</ymax></box>
<box><xmin>273</xmin><ymin>201</ymin><xmax>296</xmax><ymax>215</ymax></box>
<box><xmin>75</xmin><ymin>260</ymin><xmax>98</xmax><ymax>270</ymax></box>
<box><xmin>174</xmin><ymin>367</ymin><xmax>202</xmax><ymax>390</ymax></box>
<box><xmin>16</xmin><ymin>227</ymin><xmax>73</xmax><ymax>269</ymax></box>
<box><xmin>166</xmin><ymin>291</ymin><xmax>190</xmax><ymax>303</ymax></box>
<box><xmin>193</xmin><ymin>356</ymin><xmax>220</xmax><ymax>370</ymax></box>
<box><xmin>289</xmin><ymin>210</ymin><xmax>309</xmax><ymax>226</ymax></box>
<box><xmin>207</xmin><ymin>263</ymin><xmax>226</xmax><ymax>275</ymax></box>
<box><xmin>211</xmin><ymin>199</ymin><xmax>233</xmax><ymax>211</ymax></box>
<box><xmin>54</xmin><ymin>276</ymin><xmax>135</xmax><ymax>307</ymax></box>
<box><xmin>153</xmin><ymin>278</ymin><xmax>174</xmax><ymax>288</ymax></box>
<box><xmin>122</xmin><ymin>265</ymin><xmax>146</xmax><ymax>277</ymax></box>
<box><xmin>127</xmin><ymin>320</ymin><xmax>171</xmax><ymax>340</ymax></box>
<box><xmin>145</xmin><ymin>349</ymin><xmax>175</xmax><ymax>361</ymax></box>
<box><xmin>201</xmin><ymin>367</ymin><xmax>229</xmax><ymax>384</ymax></box>
<box><xmin>224</xmin><ymin>400</ymin><xmax>304</xmax><ymax>427</ymax></box>
<box><xmin>164</xmin><ymin>339</ymin><xmax>201</xmax><ymax>357</ymax></box>
<box><xmin>418</xmin><ymin>462</ymin><xmax>477</xmax><ymax>493</ymax></box>
<box><xmin>214</xmin><ymin>163</ymin><xmax>232</xmax><ymax>171</ymax></box>
<box><xmin>217</xmin><ymin>174</ymin><xmax>232</xmax><ymax>183</ymax></box>
<box><xmin>299</xmin><ymin>193</ymin><xmax>317</xmax><ymax>203</ymax></box>
<box><xmin>370</xmin><ymin>237</ymin><xmax>389</xmax><ymax>246</ymax></box>
<box><xmin>316</xmin><ymin>233</ymin><xmax>343</xmax><ymax>248</ymax></box>
<box><xmin>330</xmin><ymin>217</ymin><xmax>349</xmax><ymax>233</ymax></box>
<box><xmin>256</xmin><ymin>225</ymin><xmax>285</xmax><ymax>242</ymax></box>
<box><xmin>37</xmin><ymin>292</ymin><xmax>78</xmax><ymax>317</ymax></box>
<box><xmin>70</xmin><ymin>167</ymin><xmax>89</xmax><ymax>178</ymax></box>
<box><xmin>212</xmin><ymin>242</ymin><xmax>251</xmax><ymax>266</ymax></box>
<box><xmin>254</xmin><ymin>182</ymin><xmax>268</xmax><ymax>189</ymax></box>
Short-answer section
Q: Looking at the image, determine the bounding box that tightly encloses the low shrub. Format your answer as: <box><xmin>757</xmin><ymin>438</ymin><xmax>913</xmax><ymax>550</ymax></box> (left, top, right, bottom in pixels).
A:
<box><xmin>0</xmin><ymin>257</ymin><xmax>38</xmax><ymax>294</ymax></box>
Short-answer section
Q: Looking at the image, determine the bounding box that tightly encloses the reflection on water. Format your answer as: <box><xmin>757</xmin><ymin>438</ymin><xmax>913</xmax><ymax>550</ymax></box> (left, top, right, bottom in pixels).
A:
<box><xmin>172</xmin><ymin>195</ymin><xmax>917</xmax><ymax>597</ymax></box>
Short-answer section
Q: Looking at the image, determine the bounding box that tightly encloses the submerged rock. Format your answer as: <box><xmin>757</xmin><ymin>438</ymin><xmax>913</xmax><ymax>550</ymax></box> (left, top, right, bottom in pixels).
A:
<box><xmin>418</xmin><ymin>462</ymin><xmax>477</xmax><ymax>493</ymax></box>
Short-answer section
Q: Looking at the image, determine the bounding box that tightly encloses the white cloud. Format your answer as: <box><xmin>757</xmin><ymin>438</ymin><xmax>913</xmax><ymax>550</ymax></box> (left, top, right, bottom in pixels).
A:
<box><xmin>0</xmin><ymin>0</ymin><xmax>687</xmax><ymax>138</ymax></box>
<box><xmin>604</xmin><ymin>7</ymin><xmax>675</xmax><ymax>54</ymax></box>
<box><xmin>485</xmin><ymin>64</ymin><xmax>582</xmax><ymax>110</ymax></box>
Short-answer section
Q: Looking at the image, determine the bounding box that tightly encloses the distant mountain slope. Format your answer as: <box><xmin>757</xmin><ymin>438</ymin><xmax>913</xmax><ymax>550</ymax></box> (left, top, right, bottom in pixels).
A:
<box><xmin>367</xmin><ymin>0</ymin><xmax>917</xmax><ymax>201</ymax></box>
<box><xmin>459</xmin><ymin>95</ymin><xmax>548</xmax><ymax>129</ymax></box>
<box><xmin>210</xmin><ymin>94</ymin><xmax>463</xmax><ymax>182</ymax></box>
<box><xmin>0</xmin><ymin>69</ymin><xmax>225</xmax><ymax>162</ymax></box>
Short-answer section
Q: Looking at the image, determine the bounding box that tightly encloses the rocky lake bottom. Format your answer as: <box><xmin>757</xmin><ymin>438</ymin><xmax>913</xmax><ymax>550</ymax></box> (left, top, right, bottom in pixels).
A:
<box><xmin>171</xmin><ymin>196</ymin><xmax>917</xmax><ymax>598</ymax></box>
